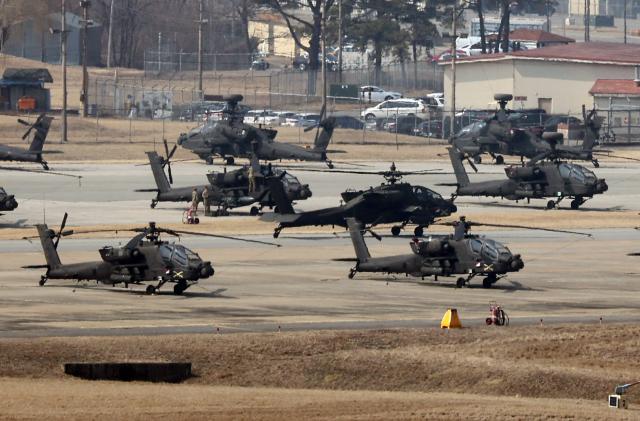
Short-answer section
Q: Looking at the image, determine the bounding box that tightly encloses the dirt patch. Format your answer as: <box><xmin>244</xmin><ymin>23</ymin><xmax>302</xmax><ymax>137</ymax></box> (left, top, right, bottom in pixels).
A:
<box><xmin>1</xmin><ymin>324</ymin><xmax>638</xmax><ymax>402</ymax></box>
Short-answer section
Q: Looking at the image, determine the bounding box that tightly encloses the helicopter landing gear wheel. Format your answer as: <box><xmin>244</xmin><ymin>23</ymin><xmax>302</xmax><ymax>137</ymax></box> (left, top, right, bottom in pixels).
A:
<box><xmin>413</xmin><ymin>226</ymin><xmax>424</xmax><ymax>237</ymax></box>
<box><xmin>473</xmin><ymin>155</ymin><xmax>482</xmax><ymax>164</ymax></box>
<box><xmin>249</xmin><ymin>206</ymin><xmax>260</xmax><ymax>216</ymax></box>
<box><xmin>273</xmin><ymin>227</ymin><xmax>282</xmax><ymax>238</ymax></box>
<box><xmin>39</xmin><ymin>276</ymin><xmax>47</xmax><ymax>286</ymax></box>
<box><xmin>150</xmin><ymin>200</ymin><xmax>157</xmax><ymax>209</ymax></box>
<box><xmin>482</xmin><ymin>277</ymin><xmax>493</xmax><ymax>289</ymax></box>
<box><xmin>205</xmin><ymin>156</ymin><xmax>214</xmax><ymax>165</ymax></box>
<box><xmin>225</xmin><ymin>157</ymin><xmax>235</xmax><ymax>166</ymax></box>
<box><xmin>570</xmin><ymin>197</ymin><xmax>584</xmax><ymax>210</ymax></box>
<box><xmin>146</xmin><ymin>285</ymin><xmax>156</xmax><ymax>295</ymax></box>
<box><xmin>391</xmin><ymin>226</ymin><xmax>402</xmax><ymax>236</ymax></box>
<box><xmin>495</xmin><ymin>155</ymin><xmax>504</xmax><ymax>165</ymax></box>
<box><xmin>348</xmin><ymin>268</ymin><xmax>356</xmax><ymax>279</ymax></box>
<box><xmin>546</xmin><ymin>200</ymin><xmax>556</xmax><ymax>210</ymax></box>
<box><xmin>173</xmin><ymin>282</ymin><xmax>187</xmax><ymax>295</ymax></box>
<box><xmin>456</xmin><ymin>277</ymin><xmax>466</xmax><ymax>288</ymax></box>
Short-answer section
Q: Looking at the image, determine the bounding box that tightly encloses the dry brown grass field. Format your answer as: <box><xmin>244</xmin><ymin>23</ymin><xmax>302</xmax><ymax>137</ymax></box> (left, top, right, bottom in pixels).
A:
<box><xmin>1</xmin><ymin>324</ymin><xmax>640</xmax><ymax>419</ymax></box>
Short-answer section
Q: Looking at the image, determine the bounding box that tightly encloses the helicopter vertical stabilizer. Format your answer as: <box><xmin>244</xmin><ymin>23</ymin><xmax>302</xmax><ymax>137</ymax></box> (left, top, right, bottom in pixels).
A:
<box><xmin>36</xmin><ymin>224</ymin><xmax>62</xmax><ymax>269</ymax></box>
<box><xmin>313</xmin><ymin>117</ymin><xmax>336</xmax><ymax>152</ymax></box>
<box><xmin>581</xmin><ymin>106</ymin><xmax>599</xmax><ymax>152</ymax></box>
<box><xmin>346</xmin><ymin>218</ymin><xmax>371</xmax><ymax>263</ymax></box>
<box><xmin>146</xmin><ymin>152</ymin><xmax>172</xmax><ymax>193</ymax></box>
<box><xmin>266</xmin><ymin>178</ymin><xmax>295</xmax><ymax>214</ymax></box>
<box><xmin>448</xmin><ymin>147</ymin><xmax>470</xmax><ymax>187</ymax></box>
<box><xmin>27</xmin><ymin>115</ymin><xmax>53</xmax><ymax>152</ymax></box>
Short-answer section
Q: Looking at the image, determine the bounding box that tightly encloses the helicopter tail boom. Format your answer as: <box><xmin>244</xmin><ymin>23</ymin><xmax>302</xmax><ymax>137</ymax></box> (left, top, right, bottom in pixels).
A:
<box><xmin>312</xmin><ymin>117</ymin><xmax>336</xmax><ymax>152</ymax></box>
<box><xmin>36</xmin><ymin>224</ymin><xmax>62</xmax><ymax>269</ymax></box>
<box><xmin>346</xmin><ymin>218</ymin><xmax>371</xmax><ymax>263</ymax></box>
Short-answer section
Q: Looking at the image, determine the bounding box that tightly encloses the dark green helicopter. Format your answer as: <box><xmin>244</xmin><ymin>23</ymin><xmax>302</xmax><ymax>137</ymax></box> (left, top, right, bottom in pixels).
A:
<box><xmin>344</xmin><ymin>217</ymin><xmax>588</xmax><ymax>288</ymax></box>
<box><xmin>0</xmin><ymin>114</ymin><xmax>59</xmax><ymax>170</ymax></box>
<box><xmin>23</xmin><ymin>214</ymin><xmax>278</xmax><ymax>295</ymax></box>
<box><xmin>177</xmin><ymin>95</ymin><xmax>341</xmax><ymax>168</ymax></box>
<box><xmin>449</xmin><ymin>95</ymin><xmax>629</xmax><ymax>168</ymax></box>
<box><xmin>137</xmin><ymin>141</ymin><xmax>311</xmax><ymax>215</ymax></box>
<box><xmin>446</xmin><ymin>147</ymin><xmax>608</xmax><ymax>209</ymax></box>
<box><xmin>261</xmin><ymin>164</ymin><xmax>457</xmax><ymax>237</ymax></box>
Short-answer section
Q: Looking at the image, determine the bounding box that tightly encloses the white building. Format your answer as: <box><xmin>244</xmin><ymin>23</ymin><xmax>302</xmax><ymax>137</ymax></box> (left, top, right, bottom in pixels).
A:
<box><xmin>442</xmin><ymin>42</ymin><xmax>640</xmax><ymax>115</ymax></box>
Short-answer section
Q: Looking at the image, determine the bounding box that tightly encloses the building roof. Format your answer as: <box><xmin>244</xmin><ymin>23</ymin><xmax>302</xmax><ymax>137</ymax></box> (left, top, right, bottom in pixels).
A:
<box><xmin>450</xmin><ymin>42</ymin><xmax>640</xmax><ymax>66</ymax></box>
<box><xmin>590</xmin><ymin>79</ymin><xmax>640</xmax><ymax>96</ymax></box>
<box><xmin>486</xmin><ymin>29</ymin><xmax>575</xmax><ymax>43</ymax></box>
<box><xmin>2</xmin><ymin>68</ymin><xmax>53</xmax><ymax>83</ymax></box>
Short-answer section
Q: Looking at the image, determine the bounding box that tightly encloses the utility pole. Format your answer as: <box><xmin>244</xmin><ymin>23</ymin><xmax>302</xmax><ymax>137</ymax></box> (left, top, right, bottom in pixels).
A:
<box><xmin>624</xmin><ymin>0</ymin><xmax>628</xmax><ymax>44</ymax></box>
<box><xmin>545</xmin><ymin>0</ymin><xmax>551</xmax><ymax>32</ymax></box>
<box><xmin>321</xmin><ymin>0</ymin><xmax>327</xmax><ymax>115</ymax></box>
<box><xmin>584</xmin><ymin>0</ymin><xmax>590</xmax><ymax>42</ymax></box>
<box><xmin>450</xmin><ymin>1</ymin><xmax>457</xmax><ymax>138</ymax></box>
<box><xmin>61</xmin><ymin>0</ymin><xmax>68</xmax><ymax>142</ymax></box>
<box><xmin>106</xmin><ymin>0</ymin><xmax>114</xmax><ymax>67</ymax></box>
<box><xmin>338</xmin><ymin>0</ymin><xmax>342</xmax><ymax>83</ymax></box>
<box><xmin>80</xmin><ymin>0</ymin><xmax>91</xmax><ymax>118</ymax></box>
<box><xmin>196</xmin><ymin>0</ymin><xmax>208</xmax><ymax>97</ymax></box>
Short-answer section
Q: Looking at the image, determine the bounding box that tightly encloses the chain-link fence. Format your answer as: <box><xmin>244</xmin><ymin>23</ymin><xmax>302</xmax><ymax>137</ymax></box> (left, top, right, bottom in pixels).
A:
<box><xmin>143</xmin><ymin>51</ymin><xmax>254</xmax><ymax>76</ymax></box>
<box><xmin>596</xmin><ymin>106</ymin><xmax>640</xmax><ymax>143</ymax></box>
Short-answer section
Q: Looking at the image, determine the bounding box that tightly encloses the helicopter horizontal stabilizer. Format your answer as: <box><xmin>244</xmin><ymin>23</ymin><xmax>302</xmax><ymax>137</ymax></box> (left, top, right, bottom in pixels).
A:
<box><xmin>134</xmin><ymin>188</ymin><xmax>160</xmax><ymax>192</ymax></box>
<box><xmin>259</xmin><ymin>213</ymin><xmax>298</xmax><ymax>223</ymax></box>
<box><xmin>21</xmin><ymin>264</ymin><xmax>49</xmax><ymax>269</ymax></box>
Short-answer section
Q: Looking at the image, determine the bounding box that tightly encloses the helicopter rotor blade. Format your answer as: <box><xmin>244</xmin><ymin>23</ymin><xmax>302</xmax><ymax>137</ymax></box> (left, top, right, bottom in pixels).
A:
<box><xmin>592</xmin><ymin>152</ymin><xmax>640</xmax><ymax>163</ymax></box>
<box><xmin>465</xmin><ymin>156</ymin><xmax>478</xmax><ymax>172</ymax></box>
<box><xmin>166</xmin><ymin>229</ymin><xmax>281</xmax><ymax>247</ymax></box>
<box><xmin>0</xmin><ymin>165</ymin><xmax>82</xmax><ymax>179</ymax></box>
<box><xmin>54</xmin><ymin>212</ymin><xmax>68</xmax><ymax>249</ymax></box>
<box><xmin>459</xmin><ymin>221</ymin><xmax>592</xmax><ymax>237</ymax></box>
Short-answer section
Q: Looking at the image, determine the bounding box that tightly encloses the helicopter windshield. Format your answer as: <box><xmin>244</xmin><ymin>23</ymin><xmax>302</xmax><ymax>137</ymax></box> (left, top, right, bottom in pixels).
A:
<box><xmin>559</xmin><ymin>163</ymin><xmax>596</xmax><ymax>184</ymax></box>
<box><xmin>159</xmin><ymin>244</ymin><xmax>200</xmax><ymax>267</ymax></box>
<box><xmin>483</xmin><ymin>239</ymin><xmax>511</xmax><ymax>260</ymax></box>
<box><xmin>281</xmin><ymin>172</ymin><xmax>298</xmax><ymax>186</ymax></box>
<box><xmin>456</xmin><ymin>120</ymin><xmax>485</xmax><ymax>137</ymax></box>
<box><xmin>413</xmin><ymin>186</ymin><xmax>443</xmax><ymax>201</ymax></box>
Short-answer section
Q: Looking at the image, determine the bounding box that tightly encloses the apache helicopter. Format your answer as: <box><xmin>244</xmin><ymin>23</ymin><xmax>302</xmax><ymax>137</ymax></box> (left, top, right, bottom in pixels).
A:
<box><xmin>261</xmin><ymin>163</ymin><xmax>457</xmax><ymax>238</ymax></box>
<box><xmin>138</xmin><ymin>141</ymin><xmax>311</xmax><ymax>215</ymax></box>
<box><xmin>0</xmin><ymin>187</ymin><xmax>18</xmax><ymax>214</ymax></box>
<box><xmin>0</xmin><ymin>114</ymin><xmax>59</xmax><ymax>170</ymax></box>
<box><xmin>345</xmin><ymin>217</ymin><xmax>588</xmax><ymax>288</ymax></box>
<box><xmin>176</xmin><ymin>95</ymin><xmax>341</xmax><ymax>168</ymax></box>
<box><xmin>23</xmin><ymin>213</ymin><xmax>278</xmax><ymax>295</ymax></box>
<box><xmin>446</xmin><ymin>147</ymin><xmax>608</xmax><ymax>209</ymax></box>
<box><xmin>449</xmin><ymin>95</ymin><xmax>619</xmax><ymax>167</ymax></box>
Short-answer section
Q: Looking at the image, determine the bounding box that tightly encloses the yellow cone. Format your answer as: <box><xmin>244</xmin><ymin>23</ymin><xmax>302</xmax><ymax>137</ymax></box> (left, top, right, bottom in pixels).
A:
<box><xmin>440</xmin><ymin>308</ymin><xmax>462</xmax><ymax>329</ymax></box>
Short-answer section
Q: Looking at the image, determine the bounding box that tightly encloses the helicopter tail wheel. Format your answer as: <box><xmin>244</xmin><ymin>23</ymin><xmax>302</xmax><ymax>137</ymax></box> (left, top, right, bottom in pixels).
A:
<box><xmin>473</xmin><ymin>155</ymin><xmax>482</xmax><ymax>164</ymax></box>
<box><xmin>145</xmin><ymin>285</ymin><xmax>156</xmax><ymax>295</ymax></box>
<box><xmin>391</xmin><ymin>226</ymin><xmax>402</xmax><ymax>236</ymax></box>
<box><xmin>546</xmin><ymin>200</ymin><xmax>556</xmax><ymax>210</ymax></box>
<box><xmin>250</xmin><ymin>206</ymin><xmax>259</xmax><ymax>216</ymax></box>
<box><xmin>194</xmin><ymin>217</ymin><xmax>200</xmax><ymax>224</ymax></box>
<box><xmin>495</xmin><ymin>155</ymin><xmax>504</xmax><ymax>165</ymax></box>
<box><xmin>150</xmin><ymin>200</ymin><xmax>157</xmax><ymax>209</ymax></box>
<box><xmin>348</xmin><ymin>268</ymin><xmax>356</xmax><ymax>279</ymax></box>
<box><xmin>456</xmin><ymin>277</ymin><xmax>465</xmax><ymax>288</ymax></box>
<box><xmin>39</xmin><ymin>276</ymin><xmax>47</xmax><ymax>286</ymax></box>
<box><xmin>205</xmin><ymin>157</ymin><xmax>214</xmax><ymax>165</ymax></box>
<box><xmin>225</xmin><ymin>157</ymin><xmax>235</xmax><ymax>165</ymax></box>
<box><xmin>273</xmin><ymin>227</ymin><xmax>282</xmax><ymax>239</ymax></box>
<box><xmin>413</xmin><ymin>226</ymin><xmax>424</xmax><ymax>237</ymax></box>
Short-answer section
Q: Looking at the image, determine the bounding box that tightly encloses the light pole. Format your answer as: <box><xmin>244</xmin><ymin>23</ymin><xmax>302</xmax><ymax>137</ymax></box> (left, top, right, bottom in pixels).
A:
<box><xmin>50</xmin><ymin>0</ymin><xmax>70</xmax><ymax>142</ymax></box>
<box><xmin>79</xmin><ymin>0</ymin><xmax>92</xmax><ymax>118</ymax></box>
<box><xmin>450</xmin><ymin>1</ymin><xmax>457</xmax><ymax>138</ymax></box>
<box><xmin>196</xmin><ymin>0</ymin><xmax>208</xmax><ymax>96</ymax></box>
<box><xmin>106</xmin><ymin>0</ymin><xmax>114</xmax><ymax>68</ymax></box>
<box><xmin>338</xmin><ymin>0</ymin><xmax>342</xmax><ymax>83</ymax></box>
<box><xmin>624</xmin><ymin>0</ymin><xmax>628</xmax><ymax>44</ymax></box>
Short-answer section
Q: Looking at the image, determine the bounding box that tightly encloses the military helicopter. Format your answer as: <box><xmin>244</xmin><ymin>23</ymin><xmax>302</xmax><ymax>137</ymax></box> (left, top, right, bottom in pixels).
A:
<box><xmin>446</xmin><ymin>147</ymin><xmax>608</xmax><ymax>209</ymax></box>
<box><xmin>449</xmin><ymin>95</ymin><xmax>623</xmax><ymax>167</ymax></box>
<box><xmin>0</xmin><ymin>187</ymin><xmax>18</xmax><ymax>214</ymax></box>
<box><xmin>0</xmin><ymin>114</ymin><xmax>59</xmax><ymax>170</ymax></box>
<box><xmin>261</xmin><ymin>163</ymin><xmax>457</xmax><ymax>238</ymax></box>
<box><xmin>23</xmin><ymin>213</ymin><xmax>278</xmax><ymax>295</ymax></box>
<box><xmin>176</xmin><ymin>95</ymin><xmax>341</xmax><ymax>168</ymax></box>
<box><xmin>138</xmin><ymin>141</ymin><xmax>311</xmax><ymax>215</ymax></box>
<box><xmin>345</xmin><ymin>217</ymin><xmax>588</xmax><ymax>288</ymax></box>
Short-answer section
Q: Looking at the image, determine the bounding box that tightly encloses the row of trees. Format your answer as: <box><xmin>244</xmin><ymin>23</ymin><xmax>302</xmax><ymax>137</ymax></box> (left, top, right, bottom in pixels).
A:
<box><xmin>0</xmin><ymin>0</ymin><xmax>557</xmax><ymax>71</ymax></box>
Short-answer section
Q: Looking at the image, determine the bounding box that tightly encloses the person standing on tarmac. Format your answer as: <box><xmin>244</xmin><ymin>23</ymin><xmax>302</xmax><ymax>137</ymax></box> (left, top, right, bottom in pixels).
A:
<box><xmin>248</xmin><ymin>165</ymin><xmax>256</xmax><ymax>192</ymax></box>
<box><xmin>202</xmin><ymin>186</ymin><xmax>210</xmax><ymax>216</ymax></box>
<box><xmin>191</xmin><ymin>188</ymin><xmax>199</xmax><ymax>215</ymax></box>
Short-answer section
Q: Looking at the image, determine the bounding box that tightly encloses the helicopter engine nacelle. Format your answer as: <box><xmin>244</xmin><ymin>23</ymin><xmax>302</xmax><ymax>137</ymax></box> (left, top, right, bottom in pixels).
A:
<box><xmin>505</xmin><ymin>166</ymin><xmax>543</xmax><ymax>181</ymax></box>
<box><xmin>411</xmin><ymin>239</ymin><xmax>450</xmax><ymax>256</ymax></box>
<box><xmin>99</xmin><ymin>246</ymin><xmax>139</xmax><ymax>263</ymax></box>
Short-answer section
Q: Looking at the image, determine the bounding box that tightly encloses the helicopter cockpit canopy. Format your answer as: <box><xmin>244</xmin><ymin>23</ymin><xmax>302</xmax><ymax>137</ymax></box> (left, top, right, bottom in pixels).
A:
<box><xmin>558</xmin><ymin>163</ymin><xmax>596</xmax><ymax>184</ymax></box>
<box><xmin>469</xmin><ymin>238</ymin><xmax>512</xmax><ymax>262</ymax></box>
<box><xmin>159</xmin><ymin>243</ymin><xmax>202</xmax><ymax>268</ymax></box>
<box><xmin>412</xmin><ymin>186</ymin><xmax>443</xmax><ymax>201</ymax></box>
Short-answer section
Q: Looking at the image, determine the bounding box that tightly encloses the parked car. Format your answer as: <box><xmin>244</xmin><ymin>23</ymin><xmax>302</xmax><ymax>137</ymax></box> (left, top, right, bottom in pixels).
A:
<box><xmin>385</xmin><ymin>115</ymin><xmax>424</xmax><ymax>135</ymax></box>
<box><xmin>333</xmin><ymin>115</ymin><xmax>364</xmax><ymax>130</ymax></box>
<box><xmin>250</xmin><ymin>58</ymin><xmax>270</xmax><ymax>71</ymax></box>
<box><xmin>360</xmin><ymin>85</ymin><xmax>402</xmax><ymax>103</ymax></box>
<box><xmin>419</xmin><ymin>92</ymin><xmax>444</xmax><ymax>110</ymax></box>
<box><xmin>273</xmin><ymin>111</ymin><xmax>297</xmax><ymax>125</ymax></box>
<box><xmin>414</xmin><ymin>120</ymin><xmax>443</xmax><ymax>138</ymax></box>
<box><xmin>283</xmin><ymin>113</ymin><xmax>321</xmax><ymax>127</ymax></box>
<box><xmin>292</xmin><ymin>54</ymin><xmax>338</xmax><ymax>71</ymax></box>
<box><xmin>246</xmin><ymin>109</ymin><xmax>280</xmax><ymax>125</ymax></box>
<box><xmin>361</xmin><ymin>99</ymin><xmax>428</xmax><ymax>122</ymax></box>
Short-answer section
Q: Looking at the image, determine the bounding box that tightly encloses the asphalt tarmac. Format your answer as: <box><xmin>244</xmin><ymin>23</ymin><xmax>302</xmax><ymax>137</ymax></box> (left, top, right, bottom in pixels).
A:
<box><xmin>0</xmin><ymin>160</ymin><xmax>638</xmax><ymax>338</ymax></box>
